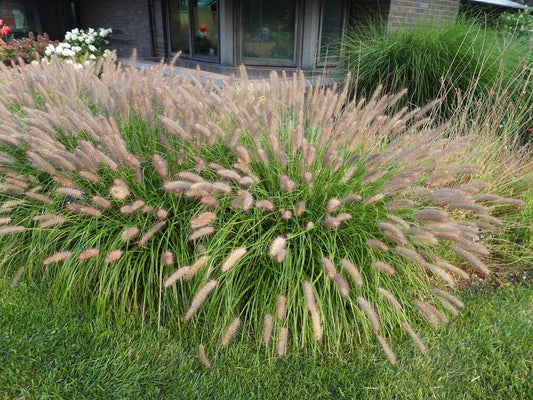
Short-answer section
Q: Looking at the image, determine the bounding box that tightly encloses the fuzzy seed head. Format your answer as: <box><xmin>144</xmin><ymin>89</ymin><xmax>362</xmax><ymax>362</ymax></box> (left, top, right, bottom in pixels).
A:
<box><xmin>321</xmin><ymin>257</ymin><xmax>337</xmax><ymax>279</ymax></box>
<box><xmin>279</xmin><ymin>175</ymin><xmax>296</xmax><ymax>192</ymax></box>
<box><xmin>0</xmin><ymin>217</ymin><xmax>12</xmax><ymax>225</ymax></box>
<box><xmin>110</xmin><ymin>179</ymin><xmax>130</xmax><ymax>200</ymax></box>
<box><xmin>356</xmin><ymin>296</ymin><xmax>381</xmax><ymax>333</ymax></box>
<box><xmin>190</xmin><ymin>211</ymin><xmax>217</xmax><ymax>229</ymax></box>
<box><xmin>269</xmin><ymin>236</ymin><xmax>287</xmax><ymax>262</ymax></box>
<box><xmin>341</xmin><ymin>194</ymin><xmax>363</xmax><ymax>204</ymax></box>
<box><xmin>280</xmin><ymin>209</ymin><xmax>293</xmax><ymax>221</ymax></box>
<box><xmin>152</xmin><ymin>154</ymin><xmax>168</xmax><ymax>179</ymax></box>
<box><xmin>451</xmin><ymin>245</ymin><xmax>490</xmax><ymax>275</ymax></box>
<box><xmin>200</xmin><ymin>195</ymin><xmax>220</xmax><ymax>209</ymax></box>
<box><xmin>302</xmin><ymin>281</ymin><xmax>323</xmax><ymax>342</ymax></box>
<box><xmin>326</xmin><ymin>198</ymin><xmax>341</xmax><ymax>212</ymax></box>
<box><xmin>155</xmin><ymin>208</ymin><xmax>168</xmax><ymax>220</ymax></box>
<box><xmin>378</xmin><ymin>288</ymin><xmax>402</xmax><ymax>310</ymax></box>
<box><xmin>235</xmin><ymin>146</ymin><xmax>250</xmax><ymax>164</ymax></box>
<box><xmin>365</xmin><ymin>238</ymin><xmax>389</xmax><ymax>253</ymax></box>
<box><xmin>92</xmin><ymin>196</ymin><xmax>112</xmax><ymax>209</ymax></box>
<box><xmin>197</xmin><ymin>344</ymin><xmax>211</xmax><ymax>369</ymax></box>
<box><xmin>394</xmin><ymin>246</ymin><xmax>426</xmax><ymax>266</ymax></box>
<box><xmin>413</xmin><ymin>300</ymin><xmax>441</xmax><ymax>330</ymax></box>
<box><xmin>188</xmin><ymin>226</ymin><xmax>215</xmax><ymax>242</ymax></box>
<box><xmin>120</xmin><ymin>200</ymin><xmax>145</xmax><ymax>215</ymax></box>
<box><xmin>374</xmin><ymin>260</ymin><xmax>395</xmax><ymax>276</ymax></box>
<box><xmin>377</xmin><ymin>221</ymin><xmax>408</xmax><ymax>245</ymax></box>
<box><xmin>332</xmin><ymin>273</ymin><xmax>351</xmax><ymax>298</ymax></box>
<box><xmin>184</xmin><ymin>279</ymin><xmax>218</xmax><ymax>321</ymax></box>
<box><xmin>295</xmin><ymin>201</ymin><xmax>306</xmax><ymax>216</ymax></box>
<box><xmin>162</xmin><ymin>251</ymin><xmax>174</xmax><ymax>266</ymax></box>
<box><xmin>105</xmin><ymin>249</ymin><xmax>123</xmax><ymax>264</ymax></box>
<box><xmin>377</xmin><ymin>335</ymin><xmax>397</xmax><ymax>365</ymax></box>
<box><xmin>179</xmin><ymin>171</ymin><xmax>205</xmax><ymax>183</ymax></box>
<box><xmin>56</xmin><ymin>187</ymin><xmax>84</xmax><ymax>199</ymax></box>
<box><xmin>138</xmin><ymin>221</ymin><xmax>166</xmax><ymax>247</ymax></box>
<box><xmin>221</xmin><ymin>247</ymin><xmax>247</xmax><ymax>273</ymax></box>
<box><xmin>415</xmin><ymin>208</ymin><xmax>449</xmax><ymax>223</ymax></box>
<box><xmin>43</xmin><ymin>251</ymin><xmax>72</xmax><ymax>265</ymax></box>
<box><xmin>323</xmin><ymin>215</ymin><xmax>341</xmax><ymax>229</ymax></box>
<box><xmin>34</xmin><ymin>214</ymin><xmax>66</xmax><ymax>228</ymax></box>
<box><xmin>78</xmin><ymin>248</ymin><xmax>99</xmax><ymax>261</ymax></box>
<box><xmin>401</xmin><ymin>321</ymin><xmax>427</xmax><ymax>354</ymax></box>
<box><xmin>217</xmin><ymin>168</ymin><xmax>241</xmax><ymax>181</ymax></box>
<box><xmin>164</xmin><ymin>266</ymin><xmax>190</xmax><ymax>288</ymax></box>
<box><xmin>277</xmin><ymin>326</ymin><xmax>288</xmax><ymax>357</ymax></box>
<box><xmin>365</xmin><ymin>193</ymin><xmax>385</xmax><ymax>205</ymax></box>
<box><xmin>120</xmin><ymin>226</ymin><xmax>140</xmax><ymax>242</ymax></box>
<box><xmin>433</xmin><ymin>288</ymin><xmax>465</xmax><ymax>309</ymax></box>
<box><xmin>256</xmin><ymin>199</ymin><xmax>275</xmax><ymax>211</ymax></box>
<box><xmin>221</xmin><ymin>317</ymin><xmax>241</xmax><ymax>347</ymax></box>
<box><xmin>262</xmin><ymin>314</ymin><xmax>274</xmax><ymax>345</ymax></box>
<box><xmin>340</xmin><ymin>258</ymin><xmax>363</xmax><ymax>286</ymax></box>
<box><xmin>277</xmin><ymin>294</ymin><xmax>287</xmax><ymax>321</ymax></box>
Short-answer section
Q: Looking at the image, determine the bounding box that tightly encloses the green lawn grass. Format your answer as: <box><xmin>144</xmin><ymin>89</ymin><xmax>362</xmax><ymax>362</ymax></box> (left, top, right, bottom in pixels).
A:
<box><xmin>1</xmin><ymin>277</ymin><xmax>531</xmax><ymax>399</ymax></box>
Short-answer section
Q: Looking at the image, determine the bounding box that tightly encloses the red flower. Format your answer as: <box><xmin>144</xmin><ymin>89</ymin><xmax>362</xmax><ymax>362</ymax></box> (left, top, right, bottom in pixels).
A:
<box><xmin>0</xmin><ymin>19</ymin><xmax>4</xmax><ymax>26</ymax></box>
<box><xmin>0</xmin><ymin>26</ymin><xmax>10</xmax><ymax>36</ymax></box>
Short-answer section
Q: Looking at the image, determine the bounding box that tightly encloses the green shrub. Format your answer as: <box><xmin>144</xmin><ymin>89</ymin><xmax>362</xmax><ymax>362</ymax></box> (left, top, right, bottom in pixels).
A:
<box><xmin>0</xmin><ymin>58</ymin><xmax>525</xmax><ymax>365</ymax></box>
<box><xmin>339</xmin><ymin>15</ymin><xmax>532</xmax><ymax>114</ymax></box>
<box><xmin>498</xmin><ymin>6</ymin><xmax>533</xmax><ymax>39</ymax></box>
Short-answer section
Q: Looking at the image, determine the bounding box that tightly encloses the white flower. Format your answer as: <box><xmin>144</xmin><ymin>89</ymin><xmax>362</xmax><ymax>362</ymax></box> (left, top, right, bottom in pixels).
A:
<box><xmin>99</xmin><ymin>28</ymin><xmax>112</xmax><ymax>37</ymax></box>
<box><xmin>89</xmin><ymin>54</ymin><xmax>96</xmax><ymax>60</ymax></box>
<box><xmin>62</xmin><ymin>49</ymin><xmax>76</xmax><ymax>57</ymax></box>
<box><xmin>72</xmin><ymin>46</ymin><xmax>82</xmax><ymax>53</ymax></box>
<box><xmin>88</xmin><ymin>44</ymin><xmax>96</xmax><ymax>52</ymax></box>
<box><xmin>45</xmin><ymin>44</ymin><xmax>56</xmax><ymax>56</ymax></box>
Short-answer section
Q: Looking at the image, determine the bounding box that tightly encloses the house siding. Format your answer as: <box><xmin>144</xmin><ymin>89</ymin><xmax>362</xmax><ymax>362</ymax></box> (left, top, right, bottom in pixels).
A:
<box><xmin>388</xmin><ymin>0</ymin><xmax>460</xmax><ymax>27</ymax></box>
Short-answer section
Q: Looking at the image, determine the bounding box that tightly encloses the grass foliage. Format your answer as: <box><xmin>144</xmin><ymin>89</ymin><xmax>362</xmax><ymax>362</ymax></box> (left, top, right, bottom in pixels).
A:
<box><xmin>1</xmin><ymin>278</ymin><xmax>531</xmax><ymax>399</ymax></box>
<box><xmin>0</xmin><ymin>56</ymin><xmax>528</xmax><ymax>365</ymax></box>
<box><xmin>340</xmin><ymin>16</ymin><xmax>533</xmax><ymax>123</ymax></box>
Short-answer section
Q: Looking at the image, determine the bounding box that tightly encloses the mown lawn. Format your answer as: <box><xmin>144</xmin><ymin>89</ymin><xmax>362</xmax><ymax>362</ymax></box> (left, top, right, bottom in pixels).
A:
<box><xmin>1</xmin><ymin>276</ymin><xmax>531</xmax><ymax>400</ymax></box>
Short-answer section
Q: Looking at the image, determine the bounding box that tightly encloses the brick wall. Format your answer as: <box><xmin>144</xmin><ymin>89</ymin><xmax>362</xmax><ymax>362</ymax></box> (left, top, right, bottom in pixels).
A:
<box><xmin>76</xmin><ymin>0</ymin><xmax>156</xmax><ymax>58</ymax></box>
<box><xmin>388</xmin><ymin>0</ymin><xmax>460</xmax><ymax>27</ymax></box>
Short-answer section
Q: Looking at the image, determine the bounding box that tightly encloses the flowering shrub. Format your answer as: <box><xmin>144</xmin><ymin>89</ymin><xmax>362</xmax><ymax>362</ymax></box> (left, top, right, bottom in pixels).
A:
<box><xmin>45</xmin><ymin>27</ymin><xmax>113</xmax><ymax>62</ymax></box>
<box><xmin>0</xmin><ymin>58</ymin><xmax>525</xmax><ymax>366</ymax></box>
<box><xmin>0</xmin><ymin>32</ymin><xmax>58</xmax><ymax>65</ymax></box>
<box><xmin>0</xmin><ymin>19</ymin><xmax>10</xmax><ymax>41</ymax></box>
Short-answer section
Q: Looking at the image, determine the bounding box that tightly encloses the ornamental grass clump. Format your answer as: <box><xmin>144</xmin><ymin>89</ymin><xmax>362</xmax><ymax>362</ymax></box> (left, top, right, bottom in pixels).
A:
<box><xmin>0</xmin><ymin>56</ymin><xmax>524</xmax><ymax>365</ymax></box>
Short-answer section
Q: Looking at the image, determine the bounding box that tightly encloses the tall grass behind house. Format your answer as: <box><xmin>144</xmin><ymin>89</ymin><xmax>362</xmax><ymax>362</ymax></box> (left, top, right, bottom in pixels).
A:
<box><xmin>0</xmin><ymin>56</ymin><xmax>526</xmax><ymax>365</ymax></box>
<box><xmin>339</xmin><ymin>15</ymin><xmax>533</xmax><ymax>132</ymax></box>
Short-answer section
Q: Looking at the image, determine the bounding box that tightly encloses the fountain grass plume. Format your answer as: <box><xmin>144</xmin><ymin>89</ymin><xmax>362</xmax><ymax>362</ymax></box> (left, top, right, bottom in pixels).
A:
<box><xmin>0</xmin><ymin>56</ymin><xmax>525</xmax><ymax>365</ymax></box>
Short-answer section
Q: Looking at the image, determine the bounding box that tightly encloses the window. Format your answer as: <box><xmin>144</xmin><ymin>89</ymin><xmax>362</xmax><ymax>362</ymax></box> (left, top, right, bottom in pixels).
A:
<box><xmin>241</xmin><ymin>0</ymin><xmax>297</xmax><ymax>65</ymax></box>
<box><xmin>169</xmin><ymin>0</ymin><xmax>219</xmax><ymax>59</ymax></box>
<box><xmin>0</xmin><ymin>0</ymin><xmax>39</xmax><ymax>39</ymax></box>
<box><xmin>318</xmin><ymin>0</ymin><xmax>346</xmax><ymax>64</ymax></box>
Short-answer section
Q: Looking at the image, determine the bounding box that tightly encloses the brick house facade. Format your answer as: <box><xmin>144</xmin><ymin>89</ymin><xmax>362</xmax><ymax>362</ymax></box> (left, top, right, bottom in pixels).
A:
<box><xmin>1</xmin><ymin>0</ymin><xmax>462</xmax><ymax>71</ymax></box>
